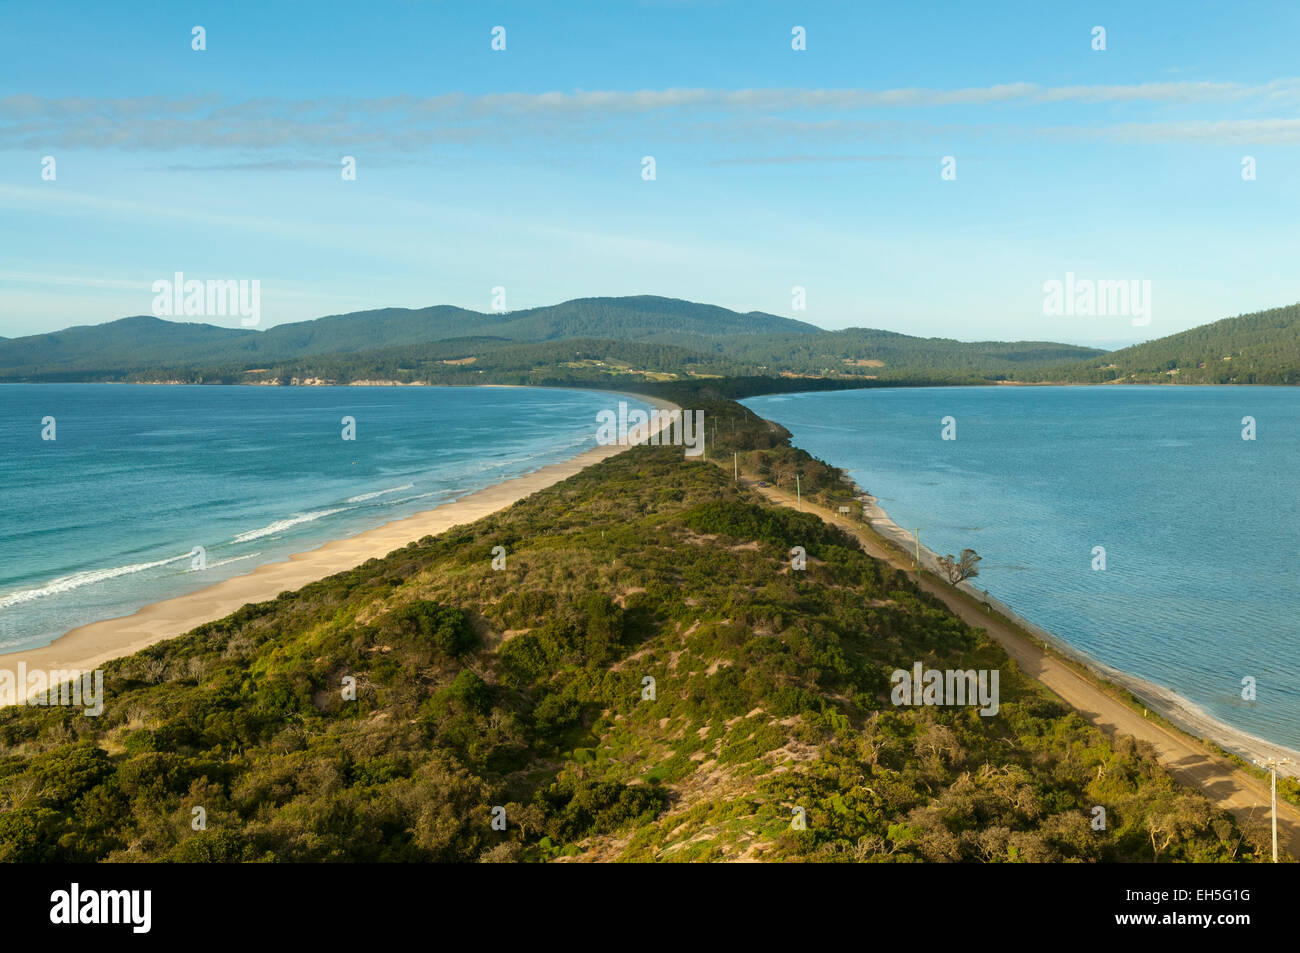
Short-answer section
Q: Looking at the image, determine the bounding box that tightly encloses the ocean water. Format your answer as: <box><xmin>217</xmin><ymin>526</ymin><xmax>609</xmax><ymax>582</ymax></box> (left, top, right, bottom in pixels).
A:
<box><xmin>744</xmin><ymin>386</ymin><xmax>1300</xmax><ymax>750</ymax></box>
<box><xmin>0</xmin><ymin>384</ymin><xmax>648</xmax><ymax>653</ymax></box>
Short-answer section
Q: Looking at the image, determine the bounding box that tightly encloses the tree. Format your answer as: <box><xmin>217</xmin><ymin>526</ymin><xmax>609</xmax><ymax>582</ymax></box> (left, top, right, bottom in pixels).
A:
<box><xmin>937</xmin><ymin>548</ymin><xmax>981</xmax><ymax>584</ymax></box>
<box><xmin>1144</xmin><ymin>793</ymin><xmax>1213</xmax><ymax>861</ymax></box>
<box><xmin>772</xmin><ymin>459</ymin><xmax>798</xmax><ymax>487</ymax></box>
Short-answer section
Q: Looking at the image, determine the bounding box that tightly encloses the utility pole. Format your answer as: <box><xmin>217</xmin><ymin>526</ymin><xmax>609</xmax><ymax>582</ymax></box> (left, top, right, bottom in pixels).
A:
<box><xmin>733</xmin><ymin>452</ymin><xmax>738</xmax><ymax>481</ymax></box>
<box><xmin>1254</xmin><ymin>757</ymin><xmax>1294</xmax><ymax>862</ymax></box>
<box><xmin>913</xmin><ymin>529</ymin><xmax>922</xmax><ymax>580</ymax></box>
<box><xmin>796</xmin><ymin>473</ymin><xmax>801</xmax><ymax>511</ymax></box>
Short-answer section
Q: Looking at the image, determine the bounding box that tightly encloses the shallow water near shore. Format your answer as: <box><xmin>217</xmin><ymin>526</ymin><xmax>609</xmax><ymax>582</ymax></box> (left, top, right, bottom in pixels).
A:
<box><xmin>0</xmin><ymin>384</ymin><xmax>648</xmax><ymax>653</ymax></box>
<box><xmin>744</xmin><ymin>385</ymin><xmax>1300</xmax><ymax>752</ymax></box>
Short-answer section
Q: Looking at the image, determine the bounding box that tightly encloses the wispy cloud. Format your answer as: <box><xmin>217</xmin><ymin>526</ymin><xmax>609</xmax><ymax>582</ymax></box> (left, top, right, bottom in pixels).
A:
<box><xmin>135</xmin><ymin>159</ymin><xmax>343</xmax><ymax>172</ymax></box>
<box><xmin>1057</xmin><ymin>118</ymin><xmax>1300</xmax><ymax>144</ymax></box>
<box><xmin>710</xmin><ymin>154</ymin><xmax>937</xmax><ymax>165</ymax></box>
<box><xmin>0</xmin><ymin>270</ymin><xmax>145</xmax><ymax>291</ymax></box>
<box><xmin>5</xmin><ymin>79</ymin><xmax>1300</xmax><ymax>155</ymax></box>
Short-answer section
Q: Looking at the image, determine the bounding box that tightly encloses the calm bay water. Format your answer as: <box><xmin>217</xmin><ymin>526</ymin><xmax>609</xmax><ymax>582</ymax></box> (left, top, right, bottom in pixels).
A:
<box><xmin>0</xmin><ymin>384</ymin><xmax>646</xmax><ymax>653</ymax></box>
<box><xmin>745</xmin><ymin>386</ymin><xmax>1300</xmax><ymax>749</ymax></box>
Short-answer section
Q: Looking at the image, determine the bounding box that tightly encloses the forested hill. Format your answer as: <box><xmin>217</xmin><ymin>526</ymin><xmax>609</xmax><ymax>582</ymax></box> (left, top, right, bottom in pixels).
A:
<box><xmin>715</xmin><ymin>329</ymin><xmax>1104</xmax><ymax>375</ymax></box>
<box><xmin>0</xmin><ymin>296</ymin><xmax>817</xmax><ymax>381</ymax></box>
<box><xmin>1028</xmin><ymin>303</ymin><xmax>1300</xmax><ymax>385</ymax></box>
<box><xmin>0</xmin><ymin>295</ymin><xmax>1099</xmax><ymax>384</ymax></box>
<box><xmin>0</xmin><ymin>399</ymin><xmax>1267</xmax><ymax>862</ymax></box>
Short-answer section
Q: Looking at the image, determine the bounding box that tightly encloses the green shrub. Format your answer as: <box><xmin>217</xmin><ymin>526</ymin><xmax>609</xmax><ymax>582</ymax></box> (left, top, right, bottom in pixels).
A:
<box><xmin>383</xmin><ymin>600</ymin><xmax>477</xmax><ymax>656</ymax></box>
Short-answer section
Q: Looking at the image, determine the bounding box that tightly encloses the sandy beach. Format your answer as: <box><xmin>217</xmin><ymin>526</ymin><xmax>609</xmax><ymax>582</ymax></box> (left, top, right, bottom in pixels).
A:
<box><xmin>856</xmin><ymin>489</ymin><xmax>1300</xmax><ymax>777</ymax></box>
<box><xmin>0</xmin><ymin>393</ymin><xmax>681</xmax><ymax>685</ymax></box>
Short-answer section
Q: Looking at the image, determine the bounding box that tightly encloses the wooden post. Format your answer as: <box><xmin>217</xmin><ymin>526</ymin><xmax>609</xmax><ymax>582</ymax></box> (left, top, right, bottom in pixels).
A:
<box><xmin>1272</xmin><ymin>764</ymin><xmax>1279</xmax><ymax>863</ymax></box>
<box><xmin>1251</xmin><ymin>755</ymin><xmax>1290</xmax><ymax>862</ymax></box>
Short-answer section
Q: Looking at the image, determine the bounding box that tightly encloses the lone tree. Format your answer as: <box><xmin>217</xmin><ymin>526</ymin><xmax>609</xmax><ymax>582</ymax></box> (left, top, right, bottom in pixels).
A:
<box><xmin>937</xmin><ymin>548</ymin><xmax>981</xmax><ymax>585</ymax></box>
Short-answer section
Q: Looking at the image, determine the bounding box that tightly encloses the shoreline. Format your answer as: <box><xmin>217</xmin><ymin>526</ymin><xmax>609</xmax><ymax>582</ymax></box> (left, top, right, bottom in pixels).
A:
<box><xmin>855</xmin><ymin>488</ymin><xmax>1300</xmax><ymax>777</ymax></box>
<box><xmin>0</xmin><ymin>393</ymin><xmax>680</xmax><ymax>686</ymax></box>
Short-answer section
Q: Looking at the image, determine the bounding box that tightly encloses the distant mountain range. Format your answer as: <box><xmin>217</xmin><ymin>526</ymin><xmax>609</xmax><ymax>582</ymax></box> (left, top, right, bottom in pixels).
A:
<box><xmin>0</xmin><ymin>295</ymin><xmax>1295</xmax><ymax>386</ymax></box>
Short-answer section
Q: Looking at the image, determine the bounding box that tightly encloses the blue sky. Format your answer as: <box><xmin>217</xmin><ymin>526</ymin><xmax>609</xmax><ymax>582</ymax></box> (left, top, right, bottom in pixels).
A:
<box><xmin>2</xmin><ymin>0</ymin><xmax>1300</xmax><ymax>346</ymax></box>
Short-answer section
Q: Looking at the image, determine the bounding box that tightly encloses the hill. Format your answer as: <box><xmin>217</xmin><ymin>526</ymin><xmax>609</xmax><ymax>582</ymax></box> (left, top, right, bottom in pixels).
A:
<box><xmin>0</xmin><ymin>316</ymin><xmax>252</xmax><ymax>377</ymax></box>
<box><xmin>0</xmin><ymin>297</ymin><xmax>819</xmax><ymax>381</ymax></box>
<box><xmin>0</xmin><ymin>296</ymin><xmax>1100</xmax><ymax>385</ymax></box>
<box><xmin>1033</xmin><ymin>303</ymin><xmax>1300</xmax><ymax>385</ymax></box>
<box><xmin>717</xmin><ymin>329</ymin><xmax>1105</xmax><ymax>379</ymax></box>
<box><xmin>484</xmin><ymin>295</ymin><xmax>821</xmax><ymax>343</ymax></box>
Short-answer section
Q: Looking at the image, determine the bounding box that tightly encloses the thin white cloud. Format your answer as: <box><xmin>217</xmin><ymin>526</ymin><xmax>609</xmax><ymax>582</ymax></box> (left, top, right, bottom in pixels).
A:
<box><xmin>1062</xmin><ymin>118</ymin><xmax>1300</xmax><ymax>144</ymax></box>
<box><xmin>0</xmin><ymin>270</ymin><xmax>144</xmax><ymax>291</ymax></box>
<box><xmin>4</xmin><ymin>79</ymin><xmax>1300</xmax><ymax>154</ymax></box>
<box><xmin>710</xmin><ymin>153</ymin><xmax>938</xmax><ymax>165</ymax></box>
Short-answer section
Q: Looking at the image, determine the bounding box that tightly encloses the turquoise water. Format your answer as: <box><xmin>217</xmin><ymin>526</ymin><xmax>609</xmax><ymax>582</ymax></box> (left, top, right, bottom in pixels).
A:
<box><xmin>744</xmin><ymin>386</ymin><xmax>1300</xmax><ymax>750</ymax></box>
<box><xmin>0</xmin><ymin>384</ymin><xmax>647</xmax><ymax>653</ymax></box>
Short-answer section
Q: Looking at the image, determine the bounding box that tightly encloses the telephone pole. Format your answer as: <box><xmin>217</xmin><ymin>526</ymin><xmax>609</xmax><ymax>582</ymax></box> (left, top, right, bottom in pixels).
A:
<box><xmin>733</xmin><ymin>452</ymin><xmax>738</xmax><ymax>481</ymax></box>
<box><xmin>913</xmin><ymin>529</ymin><xmax>922</xmax><ymax>580</ymax></box>
<box><xmin>796</xmin><ymin>473</ymin><xmax>801</xmax><ymax>511</ymax></box>
<box><xmin>1254</xmin><ymin>756</ymin><xmax>1294</xmax><ymax>862</ymax></box>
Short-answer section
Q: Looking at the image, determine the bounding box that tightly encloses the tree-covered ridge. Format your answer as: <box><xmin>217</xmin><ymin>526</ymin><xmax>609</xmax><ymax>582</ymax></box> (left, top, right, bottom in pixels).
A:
<box><xmin>206</xmin><ymin>338</ymin><xmax>756</xmax><ymax>386</ymax></box>
<box><xmin>706</xmin><ymin>329</ymin><xmax>1104</xmax><ymax>380</ymax></box>
<box><xmin>0</xmin><ymin>295</ymin><xmax>1100</xmax><ymax>385</ymax></box>
<box><xmin>1026</xmin><ymin>303</ymin><xmax>1300</xmax><ymax>385</ymax></box>
<box><xmin>490</xmin><ymin>295</ymin><xmax>821</xmax><ymax>342</ymax></box>
<box><xmin>0</xmin><ymin>402</ymin><xmax>1269</xmax><ymax>862</ymax></box>
<box><xmin>0</xmin><ymin>296</ymin><xmax>814</xmax><ymax>381</ymax></box>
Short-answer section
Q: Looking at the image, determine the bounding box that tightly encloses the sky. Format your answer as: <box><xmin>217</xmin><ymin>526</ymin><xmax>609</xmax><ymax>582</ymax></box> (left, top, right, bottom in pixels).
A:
<box><xmin>2</xmin><ymin>0</ymin><xmax>1300</xmax><ymax>347</ymax></box>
